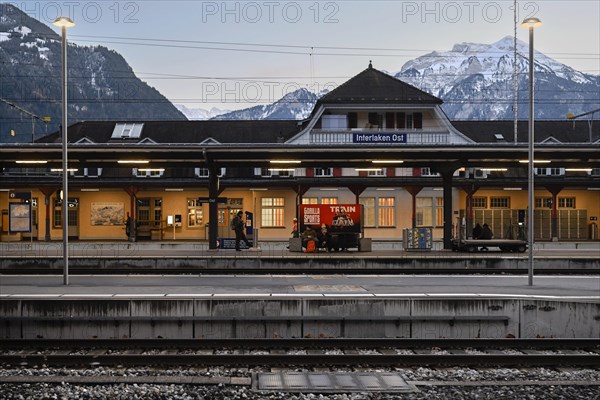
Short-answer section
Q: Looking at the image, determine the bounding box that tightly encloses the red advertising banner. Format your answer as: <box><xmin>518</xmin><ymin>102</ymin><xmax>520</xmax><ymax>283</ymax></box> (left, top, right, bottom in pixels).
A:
<box><xmin>299</xmin><ymin>204</ymin><xmax>363</xmax><ymax>234</ymax></box>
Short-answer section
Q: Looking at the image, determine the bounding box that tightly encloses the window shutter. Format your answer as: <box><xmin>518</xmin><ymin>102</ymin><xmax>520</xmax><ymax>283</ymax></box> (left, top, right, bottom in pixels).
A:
<box><xmin>385</xmin><ymin>113</ymin><xmax>395</xmax><ymax>129</ymax></box>
<box><xmin>348</xmin><ymin>112</ymin><xmax>357</xmax><ymax>128</ymax></box>
<box><xmin>368</xmin><ymin>112</ymin><xmax>378</xmax><ymax>125</ymax></box>
<box><xmin>414</xmin><ymin>112</ymin><xmax>423</xmax><ymax>129</ymax></box>
<box><xmin>396</xmin><ymin>112</ymin><xmax>406</xmax><ymax>129</ymax></box>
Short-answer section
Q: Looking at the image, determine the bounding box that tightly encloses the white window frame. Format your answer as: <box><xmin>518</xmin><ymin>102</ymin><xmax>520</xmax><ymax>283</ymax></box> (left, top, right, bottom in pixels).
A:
<box><xmin>315</xmin><ymin>167</ymin><xmax>333</xmax><ymax>177</ymax></box>
<box><xmin>261</xmin><ymin>197</ymin><xmax>285</xmax><ymax>227</ymax></box>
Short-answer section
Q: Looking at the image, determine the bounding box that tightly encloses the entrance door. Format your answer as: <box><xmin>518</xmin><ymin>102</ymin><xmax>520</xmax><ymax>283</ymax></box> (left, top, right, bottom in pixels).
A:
<box><xmin>67</xmin><ymin>198</ymin><xmax>79</xmax><ymax>238</ymax></box>
<box><xmin>53</xmin><ymin>197</ymin><xmax>79</xmax><ymax>239</ymax></box>
<box><xmin>217</xmin><ymin>198</ymin><xmax>243</xmax><ymax>238</ymax></box>
<box><xmin>136</xmin><ymin>197</ymin><xmax>162</xmax><ymax>240</ymax></box>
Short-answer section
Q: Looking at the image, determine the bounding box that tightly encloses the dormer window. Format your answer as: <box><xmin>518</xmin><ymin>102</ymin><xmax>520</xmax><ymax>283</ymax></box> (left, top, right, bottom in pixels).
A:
<box><xmin>111</xmin><ymin>123</ymin><xmax>144</xmax><ymax>139</ymax></box>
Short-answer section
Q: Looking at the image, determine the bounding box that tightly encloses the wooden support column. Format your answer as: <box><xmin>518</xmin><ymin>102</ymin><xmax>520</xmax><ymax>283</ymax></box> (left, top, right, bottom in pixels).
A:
<box><xmin>208</xmin><ymin>166</ymin><xmax>221</xmax><ymax>250</ymax></box>
<box><xmin>348</xmin><ymin>185</ymin><xmax>366</xmax><ymax>204</ymax></box>
<box><xmin>460</xmin><ymin>184</ymin><xmax>479</xmax><ymax>240</ymax></box>
<box><xmin>433</xmin><ymin>164</ymin><xmax>460</xmax><ymax>249</ymax></box>
<box><xmin>123</xmin><ymin>186</ymin><xmax>139</xmax><ymax>242</ymax></box>
<box><xmin>404</xmin><ymin>186</ymin><xmax>422</xmax><ymax>229</ymax></box>
<box><xmin>442</xmin><ymin>171</ymin><xmax>454</xmax><ymax>249</ymax></box>
<box><xmin>39</xmin><ymin>187</ymin><xmax>58</xmax><ymax>241</ymax></box>
<box><xmin>293</xmin><ymin>185</ymin><xmax>310</xmax><ymax>217</ymax></box>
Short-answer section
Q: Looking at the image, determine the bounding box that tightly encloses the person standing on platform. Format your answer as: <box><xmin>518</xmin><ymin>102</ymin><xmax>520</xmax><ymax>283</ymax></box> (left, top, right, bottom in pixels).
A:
<box><xmin>233</xmin><ymin>211</ymin><xmax>251</xmax><ymax>251</ymax></box>
<box><xmin>480</xmin><ymin>223</ymin><xmax>493</xmax><ymax>240</ymax></box>
<box><xmin>291</xmin><ymin>217</ymin><xmax>299</xmax><ymax>238</ymax></box>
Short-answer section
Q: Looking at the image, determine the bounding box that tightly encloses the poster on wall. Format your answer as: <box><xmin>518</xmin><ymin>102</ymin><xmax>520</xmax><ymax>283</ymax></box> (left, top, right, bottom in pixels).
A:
<box><xmin>91</xmin><ymin>202</ymin><xmax>125</xmax><ymax>226</ymax></box>
<box><xmin>9</xmin><ymin>203</ymin><xmax>31</xmax><ymax>233</ymax></box>
<box><xmin>299</xmin><ymin>204</ymin><xmax>363</xmax><ymax>234</ymax></box>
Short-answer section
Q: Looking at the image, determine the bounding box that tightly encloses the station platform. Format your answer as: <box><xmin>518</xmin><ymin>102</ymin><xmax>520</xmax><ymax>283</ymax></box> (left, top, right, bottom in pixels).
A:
<box><xmin>0</xmin><ymin>240</ymin><xmax>598</xmax><ymax>273</ymax></box>
<box><xmin>1</xmin><ymin>274</ymin><xmax>599</xmax><ymax>340</ymax></box>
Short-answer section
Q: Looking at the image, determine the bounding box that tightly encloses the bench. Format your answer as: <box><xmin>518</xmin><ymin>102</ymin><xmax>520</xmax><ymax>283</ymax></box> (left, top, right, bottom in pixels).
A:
<box><xmin>288</xmin><ymin>235</ymin><xmax>372</xmax><ymax>252</ymax></box>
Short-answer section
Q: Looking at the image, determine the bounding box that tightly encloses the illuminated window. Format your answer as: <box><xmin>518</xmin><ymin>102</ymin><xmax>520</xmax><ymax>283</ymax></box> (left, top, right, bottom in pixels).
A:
<box><xmin>302</xmin><ymin>197</ymin><xmax>318</xmax><ymax>204</ymax></box>
<box><xmin>378</xmin><ymin>197</ymin><xmax>395</xmax><ymax>227</ymax></box>
<box><xmin>490</xmin><ymin>197</ymin><xmax>510</xmax><ymax>208</ymax></box>
<box><xmin>535</xmin><ymin>197</ymin><xmax>552</xmax><ymax>209</ymax></box>
<box><xmin>416</xmin><ymin>197</ymin><xmax>433</xmax><ymax>226</ymax></box>
<box><xmin>472</xmin><ymin>197</ymin><xmax>487</xmax><ymax>208</ymax></box>
<box><xmin>187</xmin><ymin>199</ymin><xmax>203</xmax><ymax>228</ymax></box>
<box><xmin>359</xmin><ymin>197</ymin><xmax>395</xmax><ymax>227</ymax></box>
<box><xmin>558</xmin><ymin>197</ymin><xmax>576</xmax><ymax>208</ymax></box>
<box><xmin>261</xmin><ymin>197</ymin><xmax>285</xmax><ymax>227</ymax></box>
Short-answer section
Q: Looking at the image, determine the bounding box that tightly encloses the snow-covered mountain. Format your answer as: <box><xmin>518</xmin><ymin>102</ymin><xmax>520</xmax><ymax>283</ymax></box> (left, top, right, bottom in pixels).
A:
<box><xmin>214</xmin><ymin>36</ymin><xmax>598</xmax><ymax>121</ymax></box>
<box><xmin>0</xmin><ymin>4</ymin><xmax>185</xmax><ymax>142</ymax></box>
<box><xmin>395</xmin><ymin>36</ymin><xmax>599</xmax><ymax>119</ymax></box>
<box><xmin>175</xmin><ymin>105</ymin><xmax>230</xmax><ymax>120</ymax></box>
<box><xmin>212</xmin><ymin>88</ymin><xmax>318</xmax><ymax>120</ymax></box>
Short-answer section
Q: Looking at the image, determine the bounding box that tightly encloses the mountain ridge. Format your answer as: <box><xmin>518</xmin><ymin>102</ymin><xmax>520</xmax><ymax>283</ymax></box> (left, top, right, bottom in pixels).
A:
<box><xmin>0</xmin><ymin>4</ymin><xmax>186</xmax><ymax>142</ymax></box>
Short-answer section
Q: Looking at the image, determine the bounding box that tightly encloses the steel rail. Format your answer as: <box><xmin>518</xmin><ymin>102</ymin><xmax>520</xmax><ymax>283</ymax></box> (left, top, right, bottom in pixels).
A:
<box><xmin>1</xmin><ymin>353</ymin><xmax>598</xmax><ymax>368</ymax></box>
<box><xmin>2</xmin><ymin>338</ymin><xmax>598</xmax><ymax>350</ymax></box>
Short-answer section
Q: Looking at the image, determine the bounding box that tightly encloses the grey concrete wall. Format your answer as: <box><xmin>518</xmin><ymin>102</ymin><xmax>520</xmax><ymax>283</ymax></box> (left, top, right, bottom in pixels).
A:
<box><xmin>2</xmin><ymin>298</ymin><xmax>598</xmax><ymax>339</ymax></box>
<box><xmin>1</xmin><ymin>257</ymin><xmax>598</xmax><ymax>272</ymax></box>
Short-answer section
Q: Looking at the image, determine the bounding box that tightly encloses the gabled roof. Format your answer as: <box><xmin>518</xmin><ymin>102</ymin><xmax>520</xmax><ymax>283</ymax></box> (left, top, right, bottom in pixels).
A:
<box><xmin>38</xmin><ymin>120</ymin><xmax>305</xmax><ymax>144</ymax></box>
<box><xmin>316</xmin><ymin>63</ymin><xmax>443</xmax><ymax>106</ymax></box>
<box><xmin>450</xmin><ymin>120</ymin><xmax>599</xmax><ymax>144</ymax></box>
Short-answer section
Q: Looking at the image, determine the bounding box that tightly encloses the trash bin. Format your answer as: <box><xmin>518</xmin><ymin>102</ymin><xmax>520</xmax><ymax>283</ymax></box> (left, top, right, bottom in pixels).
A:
<box><xmin>403</xmin><ymin>228</ymin><xmax>432</xmax><ymax>251</ymax></box>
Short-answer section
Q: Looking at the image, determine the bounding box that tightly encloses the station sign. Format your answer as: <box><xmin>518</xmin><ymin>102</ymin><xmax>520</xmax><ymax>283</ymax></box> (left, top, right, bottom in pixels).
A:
<box><xmin>9</xmin><ymin>191</ymin><xmax>31</xmax><ymax>201</ymax></box>
<box><xmin>197</xmin><ymin>197</ymin><xmax>227</xmax><ymax>204</ymax></box>
<box><xmin>352</xmin><ymin>133</ymin><xmax>407</xmax><ymax>144</ymax></box>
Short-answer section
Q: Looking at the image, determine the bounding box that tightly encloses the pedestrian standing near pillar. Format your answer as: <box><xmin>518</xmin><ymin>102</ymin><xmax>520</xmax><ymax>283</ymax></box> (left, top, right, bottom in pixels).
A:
<box><xmin>233</xmin><ymin>211</ymin><xmax>251</xmax><ymax>251</ymax></box>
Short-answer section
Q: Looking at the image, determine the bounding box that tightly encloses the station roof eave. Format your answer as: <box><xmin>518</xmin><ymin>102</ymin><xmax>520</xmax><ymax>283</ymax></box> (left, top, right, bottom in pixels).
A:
<box><xmin>1</xmin><ymin>143</ymin><xmax>599</xmax><ymax>169</ymax></box>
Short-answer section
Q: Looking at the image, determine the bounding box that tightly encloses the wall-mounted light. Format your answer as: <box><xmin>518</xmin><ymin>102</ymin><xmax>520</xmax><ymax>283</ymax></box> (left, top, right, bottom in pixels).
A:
<box><xmin>372</xmin><ymin>160</ymin><xmax>404</xmax><ymax>164</ymax></box>
<box><xmin>165</xmin><ymin>188</ymin><xmax>184</xmax><ymax>192</ymax></box>
<box><xmin>80</xmin><ymin>188</ymin><xmax>100</xmax><ymax>192</ymax></box>
<box><xmin>118</xmin><ymin>160</ymin><xmax>150</xmax><ymax>164</ymax></box>
<box><xmin>270</xmin><ymin>160</ymin><xmax>301</xmax><ymax>164</ymax></box>
<box><xmin>519</xmin><ymin>160</ymin><xmax>551</xmax><ymax>164</ymax></box>
<box><xmin>51</xmin><ymin>168</ymin><xmax>78</xmax><ymax>172</ymax></box>
<box><xmin>565</xmin><ymin>168</ymin><xmax>592</xmax><ymax>172</ymax></box>
<box><xmin>16</xmin><ymin>160</ymin><xmax>48</xmax><ymax>164</ymax></box>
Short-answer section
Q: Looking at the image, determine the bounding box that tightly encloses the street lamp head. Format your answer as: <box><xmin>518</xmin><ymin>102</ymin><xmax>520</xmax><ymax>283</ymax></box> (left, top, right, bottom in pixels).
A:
<box><xmin>521</xmin><ymin>17</ymin><xmax>542</xmax><ymax>28</ymax></box>
<box><xmin>53</xmin><ymin>16</ymin><xmax>75</xmax><ymax>28</ymax></box>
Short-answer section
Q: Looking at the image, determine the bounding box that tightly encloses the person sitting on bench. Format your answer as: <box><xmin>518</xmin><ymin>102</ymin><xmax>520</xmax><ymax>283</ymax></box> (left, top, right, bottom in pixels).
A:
<box><xmin>317</xmin><ymin>224</ymin><xmax>337</xmax><ymax>252</ymax></box>
<box><xmin>302</xmin><ymin>226</ymin><xmax>317</xmax><ymax>251</ymax></box>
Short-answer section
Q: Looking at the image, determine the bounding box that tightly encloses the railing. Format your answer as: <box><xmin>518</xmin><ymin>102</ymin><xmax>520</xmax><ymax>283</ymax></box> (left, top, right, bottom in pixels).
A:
<box><xmin>308</xmin><ymin>129</ymin><xmax>449</xmax><ymax>145</ymax></box>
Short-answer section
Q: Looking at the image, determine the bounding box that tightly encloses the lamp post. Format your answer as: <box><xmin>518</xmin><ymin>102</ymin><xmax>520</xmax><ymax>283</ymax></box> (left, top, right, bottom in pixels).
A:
<box><xmin>53</xmin><ymin>16</ymin><xmax>75</xmax><ymax>286</ymax></box>
<box><xmin>522</xmin><ymin>17</ymin><xmax>541</xmax><ymax>287</ymax></box>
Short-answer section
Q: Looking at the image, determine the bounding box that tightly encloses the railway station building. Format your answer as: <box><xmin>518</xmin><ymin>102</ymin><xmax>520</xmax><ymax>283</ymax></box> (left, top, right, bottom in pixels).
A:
<box><xmin>1</xmin><ymin>64</ymin><xmax>599</xmax><ymax>248</ymax></box>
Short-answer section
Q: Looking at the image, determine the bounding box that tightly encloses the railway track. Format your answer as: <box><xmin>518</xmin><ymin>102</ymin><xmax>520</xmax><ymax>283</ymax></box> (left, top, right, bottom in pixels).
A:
<box><xmin>0</xmin><ymin>267</ymin><xmax>595</xmax><ymax>275</ymax></box>
<box><xmin>2</xmin><ymin>338</ymin><xmax>598</xmax><ymax>368</ymax></box>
